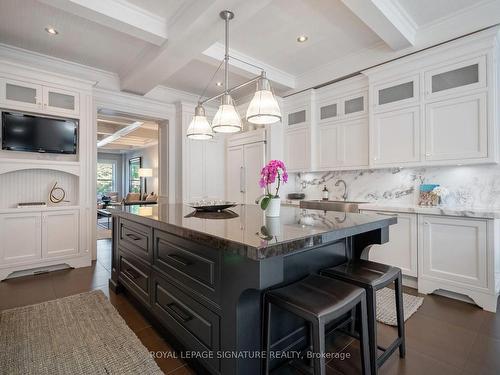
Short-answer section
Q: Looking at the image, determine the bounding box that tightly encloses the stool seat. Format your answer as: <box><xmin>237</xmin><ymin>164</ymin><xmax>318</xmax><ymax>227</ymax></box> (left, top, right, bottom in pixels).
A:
<box><xmin>267</xmin><ymin>274</ymin><xmax>365</xmax><ymax>318</ymax></box>
<box><xmin>322</xmin><ymin>260</ymin><xmax>400</xmax><ymax>288</ymax></box>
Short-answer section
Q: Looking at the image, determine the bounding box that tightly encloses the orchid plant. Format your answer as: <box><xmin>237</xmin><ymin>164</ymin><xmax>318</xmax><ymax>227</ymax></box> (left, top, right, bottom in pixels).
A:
<box><xmin>257</xmin><ymin>160</ymin><xmax>288</xmax><ymax>210</ymax></box>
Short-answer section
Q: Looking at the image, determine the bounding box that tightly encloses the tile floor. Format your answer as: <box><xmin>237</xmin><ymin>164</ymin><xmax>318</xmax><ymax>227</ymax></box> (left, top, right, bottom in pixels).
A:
<box><xmin>0</xmin><ymin>239</ymin><xmax>499</xmax><ymax>375</ymax></box>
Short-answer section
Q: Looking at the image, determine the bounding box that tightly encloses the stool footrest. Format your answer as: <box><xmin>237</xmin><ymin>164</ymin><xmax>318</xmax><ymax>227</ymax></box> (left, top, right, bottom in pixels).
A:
<box><xmin>377</xmin><ymin>337</ymin><xmax>403</xmax><ymax>367</ymax></box>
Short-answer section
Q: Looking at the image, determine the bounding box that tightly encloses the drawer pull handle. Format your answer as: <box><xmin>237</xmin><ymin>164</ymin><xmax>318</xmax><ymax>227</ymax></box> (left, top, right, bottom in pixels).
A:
<box><xmin>167</xmin><ymin>254</ymin><xmax>191</xmax><ymax>267</ymax></box>
<box><xmin>126</xmin><ymin>233</ymin><xmax>141</xmax><ymax>241</ymax></box>
<box><xmin>123</xmin><ymin>268</ymin><xmax>140</xmax><ymax>280</ymax></box>
<box><xmin>167</xmin><ymin>303</ymin><xmax>192</xmax><ymax>323</ymax></box>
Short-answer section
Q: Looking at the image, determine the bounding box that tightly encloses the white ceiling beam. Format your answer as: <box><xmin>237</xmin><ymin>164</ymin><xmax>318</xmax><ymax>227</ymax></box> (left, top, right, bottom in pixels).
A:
<box><xmin>120</xmin><ymin>0</ymin><xmax>274</xmax><ymax>95</ymax></box>
<box><xmin>97</xmin><ymin>121</ymin><xmax>143</xmax><ymax>148</ymax></box>
<box><xmin>38</xmin><ymin>0</ymin><xmax>167</xmax><ymax>45</ymax></box>
<box><xmin>202</xmin><ymin>42</ymin><xmax>296</xmax><ymax>89</ymax></box>
<box><xmin>341</xmin><ymin>0</ymin><xmax>417</xmax><ymax>50</ymax></box>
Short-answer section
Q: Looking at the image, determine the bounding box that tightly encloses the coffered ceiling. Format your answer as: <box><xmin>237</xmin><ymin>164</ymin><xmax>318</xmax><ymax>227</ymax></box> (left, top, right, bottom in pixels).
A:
<box><xmin>0</xmin><ymin>0</ymin><xmax>498</xmax><ymax>99</ymax></box>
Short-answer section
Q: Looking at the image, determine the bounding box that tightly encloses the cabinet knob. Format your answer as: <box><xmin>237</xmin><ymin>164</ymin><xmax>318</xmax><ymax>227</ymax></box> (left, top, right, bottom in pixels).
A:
<box><xmin>373</xmin><ymin>157</ymin><xmax>378</xmax><ymax>161</ymax></box>
<box><xmin>425</xmin><ymin>153</ymin><xmax>431</xmax><ymax>157</ymax></box>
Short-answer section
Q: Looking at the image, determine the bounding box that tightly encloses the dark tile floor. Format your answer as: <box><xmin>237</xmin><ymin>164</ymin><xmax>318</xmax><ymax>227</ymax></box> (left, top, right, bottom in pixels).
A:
<box><xmin>0</xmin><ymin>239</ymin><xmax>499</xmax><ymax>375</ymax></box>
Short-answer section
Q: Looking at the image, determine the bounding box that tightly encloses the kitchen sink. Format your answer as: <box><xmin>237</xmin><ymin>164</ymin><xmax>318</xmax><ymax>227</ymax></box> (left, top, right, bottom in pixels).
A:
<box><xmin>299</xmin><ymin>200</ymin><xmax>365</xmax><ymax>213</ymax></box>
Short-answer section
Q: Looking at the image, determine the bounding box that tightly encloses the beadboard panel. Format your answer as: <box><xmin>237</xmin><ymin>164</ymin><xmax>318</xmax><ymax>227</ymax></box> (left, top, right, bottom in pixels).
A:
<box><xmin>0</xmin><ymin>169</ymin><xmax>78</xmax><ymax>208</ymax></box>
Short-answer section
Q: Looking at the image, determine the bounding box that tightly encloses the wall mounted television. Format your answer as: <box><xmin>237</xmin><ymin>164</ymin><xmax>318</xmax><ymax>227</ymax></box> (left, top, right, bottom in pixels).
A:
<box><xmin>1</xmin><ymin>111</ymin><xmax>78</xmax><ymax>154</ymax></box>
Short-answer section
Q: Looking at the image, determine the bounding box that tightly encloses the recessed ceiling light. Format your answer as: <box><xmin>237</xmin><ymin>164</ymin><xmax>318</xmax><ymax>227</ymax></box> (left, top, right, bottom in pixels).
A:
<box><xmin>45</xmin><ymin>27</ymin><xmax>58</xmax><ymax>35</ymax></box>
<box><xmin>297</xmin><ymin>35</ymin><xmax>308</xmax><ymax>43</ymax></box>
<box><xmin>216</xmin><ymin>82</ymin><xmax>223</xmax><ymax>87</ymax></box>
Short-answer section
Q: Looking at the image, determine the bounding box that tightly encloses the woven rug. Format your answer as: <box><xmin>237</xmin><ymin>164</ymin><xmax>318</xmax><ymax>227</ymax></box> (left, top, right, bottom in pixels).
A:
<box><xmin>0</xmin><ymin>290</ymin><xmax>162</xmax><ymax>375</ymax></box>
<box><xmin>376</xmin><ymin>287</ymin><xmax>424</xmax><ymax>326</ymax></box>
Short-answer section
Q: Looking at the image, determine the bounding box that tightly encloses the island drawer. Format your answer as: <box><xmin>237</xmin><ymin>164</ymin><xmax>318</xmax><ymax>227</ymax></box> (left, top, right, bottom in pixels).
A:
<box><xmin>118</xmin><ymin>249</ymin><xmax>151</xmax><ymax>305</ymax></box>
<box><xmin>153</xmin><ymin>229</ymin><xmax>220</xmax><ymax>304</ymax></box>
<box><xmin>151</xmin><ymin>271</ymin><xmax>220</xmax><ymax>373</ymax></box>
<box><xmin>118</xmin><ymin>218</ymin><xmax>152</xmax><ymax>261</ymax></box>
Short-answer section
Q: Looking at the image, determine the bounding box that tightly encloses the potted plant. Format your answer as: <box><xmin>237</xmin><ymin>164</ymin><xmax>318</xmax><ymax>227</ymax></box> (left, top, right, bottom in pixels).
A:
<box><xmin>257</xmin><ymin>160</ymin><xmax>288</xmax><ymax>217</ymax></box>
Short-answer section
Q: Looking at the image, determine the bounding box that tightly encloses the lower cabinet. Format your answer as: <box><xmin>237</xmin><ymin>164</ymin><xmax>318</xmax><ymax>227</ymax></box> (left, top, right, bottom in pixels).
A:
<box><xmin>0</xmin><ymin>209</ymin><xmax>79</xmax><ymax>265</ymax></box>
<box><xmin>418</xmin><ymin>215</ymin><xmax>488</xmax><ymax>289</ymax></box>
<box><xmin>361</xmin><ymin>211</ymin><xmax>417</xmax><ymax>277</ymax></box>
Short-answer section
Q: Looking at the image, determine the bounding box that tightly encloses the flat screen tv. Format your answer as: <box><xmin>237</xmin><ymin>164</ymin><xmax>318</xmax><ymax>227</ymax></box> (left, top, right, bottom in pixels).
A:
<box><xmin>1</xmin><ymin>112</ymin><xmax>78</xmax><ymax>154</ymax></box>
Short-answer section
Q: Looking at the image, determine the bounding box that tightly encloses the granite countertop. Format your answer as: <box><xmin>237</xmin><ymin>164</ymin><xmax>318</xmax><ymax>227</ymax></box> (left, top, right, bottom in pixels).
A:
<box><xmin>358</xmin><ymin>202</ymin><xmax>500</xmax><ymax>219</ymax></box>
<box><xmin>110</xmin><ymin>203</ymin><xmax>396</xmax><ymax>260</ymax></box>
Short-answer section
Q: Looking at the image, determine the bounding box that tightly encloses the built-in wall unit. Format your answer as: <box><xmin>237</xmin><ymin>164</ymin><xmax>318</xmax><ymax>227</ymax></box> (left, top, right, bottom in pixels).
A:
<box><xmin>0</xmin><ymin>59</ymin><xmax>93</xmax><ymax>280</ymax></box>
<box><xmin>281</xmin><ymin>27</ymin><xmax>500</xmax><ymax>312</ymax></box>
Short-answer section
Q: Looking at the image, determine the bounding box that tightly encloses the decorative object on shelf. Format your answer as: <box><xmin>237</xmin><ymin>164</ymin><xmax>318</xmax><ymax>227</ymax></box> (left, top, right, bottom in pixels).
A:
<box><xmin>257</xmin><ymin>160</ymin><xmax>288</xmax><ymax>217</ymax></box>
<box><xmin>287</xmin><ymin>193</ymin><xmax>305</xmax><ymax>200</ymax></box>
<box><xmin>49</xmin><ymin>182</ymin><xmax>69</xmax><ymax>204</ymax></box>
<box><xmin>322</xmin><ymin>185</ymin><xmax>329</xmax><ymax>201</ymax></box>
<box><xmin>17</xmin><ymin>202</ymin><xmax>47</xmax><ymax>208</ymax></box>
<box><xmin>186</xmin><ymin>10</ymin><xmax>281</xmax><ymax>140</ymax></box>
<box><xmin>188</xmin><ymin>199</ymin><xmax>237</xmax><ymax>212</ymax></box>
<box><xmin>418</xmin><ymin>184</ymin><xmax>449</xmax><ymax>206</ymax></box>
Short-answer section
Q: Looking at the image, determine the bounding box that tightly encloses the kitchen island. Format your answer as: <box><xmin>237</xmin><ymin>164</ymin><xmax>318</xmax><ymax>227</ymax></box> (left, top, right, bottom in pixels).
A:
<box><xmin>109</xmin><ymin>203</ymin><xmax>396</xmax><ymax>374</ymax></box>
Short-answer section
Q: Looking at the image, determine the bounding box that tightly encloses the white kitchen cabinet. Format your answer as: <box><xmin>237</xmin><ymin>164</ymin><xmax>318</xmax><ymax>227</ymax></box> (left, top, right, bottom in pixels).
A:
<box><xmin>285</xmin><ymin>127</ymin><xmax>311</xmax><ymax>172</ymax></box>
<box><xmin>42</xmin><ymin>86</ymin><xmax>79</xmax><ymax>117</ymax></box>
<box><xmin>0</xmin><ymin>212</ymin><xmax>41</xmax><ymax>264</ymax></box>
<box><xmin>318</xmin><ymin>118</ymin><xmax>368</xmax><ymax>170</ymax></box>
<box><xmin>425</xmin><ymin>93</ymin><xmax>487</xmax><ymax>161</ymax></box>
<box><xmin>0</xmin><ymin>78</ymin><xmax>79</xmax><ymax>116</ymax></box>
<box><xmin>42</xmin><ymin>210</ymin><xmax>79</xmax><ymax>258</ymax></box>
<box><xmin>1</xmin><ymin>78</ymin><xmax>43</xmax><ymax>112</ymax></box>
<box><xmin>226</xmin><ymin>130</ymin><xmax>265</xmax><ymax>204</ymax></box>
<box><xmin>424</xmin><ymin>55</ymin><xmax>486</xmax><ymax>100</ymax></box>
<box><xmin>370</xmin><ymin>106</ymin><xmax>420</xmax><ymax>166</ymax></box>
<box><xmin>372</xmin><ymin>74</ymin><xmax>419</xmax><ymax>110</ymax></box>
<box><xmin>418</xmin><ymin>215</ymin><xmax>500</xmax><ymax>312</ymax></box>
<box><xmin>361</xmin><ymin>211</ymin><xmax>418</xmax><ymax>277</ymax></box>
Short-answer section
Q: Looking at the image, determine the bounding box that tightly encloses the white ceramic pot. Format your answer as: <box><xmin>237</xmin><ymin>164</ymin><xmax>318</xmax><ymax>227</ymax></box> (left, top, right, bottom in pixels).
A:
<box><xmin>265</xmin><ymin>217</ymin><xmax>281</xmax><ymax>236</ymax></box>
<box><xmin>265</xmin><ymin>197</ymin><xmax>281</xmax><ymax>217</ymax></box>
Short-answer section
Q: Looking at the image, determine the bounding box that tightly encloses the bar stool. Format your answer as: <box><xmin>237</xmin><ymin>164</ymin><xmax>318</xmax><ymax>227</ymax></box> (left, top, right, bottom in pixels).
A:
<box><xmin>321</xmin><ymin>260</ymin><xmax>405</xmax><ymax>375</ymax></box>
<box><xmin>263</xmin><ymin>274</ymin><xmax>372</xmax><ymax>375</ymax></box>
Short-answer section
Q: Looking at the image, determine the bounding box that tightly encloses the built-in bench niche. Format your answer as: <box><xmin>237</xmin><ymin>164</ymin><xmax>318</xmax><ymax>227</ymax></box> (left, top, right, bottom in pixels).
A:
<box><xmin>0</xmin><ymin>169</ymin><xmax>78</xmax><ymax>208</ymax></box>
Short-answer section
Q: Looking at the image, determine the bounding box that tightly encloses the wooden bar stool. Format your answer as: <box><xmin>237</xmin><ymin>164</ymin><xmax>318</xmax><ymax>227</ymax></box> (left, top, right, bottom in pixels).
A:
<box><xmin>321</xmin><ymin>260</ymin><xmax>406</xmax><ymax>375</ymax></box>
<box><xmin>263</xmin><ymin>274</ymin><xmax>373</xmax><ymax>375</ymax></box>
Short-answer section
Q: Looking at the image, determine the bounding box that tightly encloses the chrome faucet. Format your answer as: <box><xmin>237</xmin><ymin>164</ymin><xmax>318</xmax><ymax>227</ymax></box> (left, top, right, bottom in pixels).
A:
<box><xmin>335</xmin><ymin>179</ymin><xmax>348</xmax><ymax>201</ymax></box>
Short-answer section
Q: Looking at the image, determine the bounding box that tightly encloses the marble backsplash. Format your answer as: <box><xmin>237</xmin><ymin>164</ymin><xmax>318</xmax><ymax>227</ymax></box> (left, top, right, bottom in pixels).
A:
<box><xmin>291</xmin><ymin>164</ymin><xmax>500</xmax><ymax>208</ymax></box>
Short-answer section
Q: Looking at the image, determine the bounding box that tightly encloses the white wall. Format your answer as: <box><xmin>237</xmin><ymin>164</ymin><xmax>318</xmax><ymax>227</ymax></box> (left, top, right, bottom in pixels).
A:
<box><xmin>124</xmin><ymin>144</ymin><xmax>159</xmax><ymax>195</ymax></box>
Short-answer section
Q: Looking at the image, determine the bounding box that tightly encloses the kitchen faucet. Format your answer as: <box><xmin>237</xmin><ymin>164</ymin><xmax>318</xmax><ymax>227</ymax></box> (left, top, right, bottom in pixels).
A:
<box><xmin>335</xmin><ymin>179</ymin><xmax>348</xmax><ymax>201</ymax></box>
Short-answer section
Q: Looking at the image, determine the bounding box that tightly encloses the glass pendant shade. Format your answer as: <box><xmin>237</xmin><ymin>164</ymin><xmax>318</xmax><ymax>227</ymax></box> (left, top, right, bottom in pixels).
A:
<box><xmin>186</xmin><ymin>104</ymin><xmax>213</xmax><ymax>140</ymax></box>
<box><xmin>246</xmin><ymin>77</ymin><xmax>281</xmax><ymax>125</ymax></box>
<box><xmin>212</xmin><ymin>94</ymin><xmax>242</xmax><ymax>133</ymax></box>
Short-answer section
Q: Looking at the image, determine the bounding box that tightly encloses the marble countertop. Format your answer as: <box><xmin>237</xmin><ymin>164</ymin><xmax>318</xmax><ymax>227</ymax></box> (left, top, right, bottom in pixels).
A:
<box><xmin>110</xmin><ymin>203</ymin><xmax>396</xmax><ymax>260</ymax></box>
<box><xmin>358</xmin><ymin>202</ymin><xmax>500</xmax><ymax>219</ymax></box>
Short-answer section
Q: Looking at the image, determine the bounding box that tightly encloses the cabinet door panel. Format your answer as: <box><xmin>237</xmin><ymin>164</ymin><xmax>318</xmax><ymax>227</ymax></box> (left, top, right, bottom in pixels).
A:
<box><xmin>42</xmin><ymin>210</ymin><xmax>79</xmax><ymax>258</ymax></box>
<box><xmin>204</xmin><ymin>137</ymin><xmax>225</xmax><ymax>200</ymax></box>
<box><xmin>186</xmin><ymin>140</ymin><xmax>205</xmax><ymax>202</ymax></box>
<box><xmin>425</xmin><ymin>93</ymin><xmax>487</xmax><ymax>161</ymax></box>
<box><xmin>371</xmin><ymin>107</ymin><xmax>420</xmax><ymax>165</ymax></box>
<box><xmin>284</xmin><ymin>128</ymin><xmax>310</xmax><ymax>172</ymax></box>
<box><xmin>425</xmin><ymin>56</ymin><xmax>486</xmax><ymax>99</ymax></box>
<box><xmin>343</xmin><ymin>119</ymin><xmax>368</xmax><ymax>167</ymax></box>
<box><xmin>43</xmin><ymin>86</ymin><xmax>80</xmax><ymax>116</ymax></box>
<box><xmin>0</xmin><ymin>212</ymin><xmax>41</xmax><ymax>264</ymax></box>
<box><xmin>2</xmin><ymin>79</ymin><xmax>42</xmax><ymax>111</ymax></box>
<box><xmin>318</xmin><ymin>124</ymin><xmax>342</xmax><ymax>169</ymax></box>
<box><xmin>226</xmin><ymin>146</ymin><xmax>244</xmax><ymax>203</ymax></box>
<box><xmin>243</xmin><ymin>142</ymin><xmax>265</xmax><ymax>205</ymax></box>
<box><xmin>419</xmin><ymin>215</ymin><xmax>487</xmax><ymax>288</ymax></box>
<box><xmin>366</xmin><ymin>212</ymin><xmax>417</xmax><ymax>277</ymax></box>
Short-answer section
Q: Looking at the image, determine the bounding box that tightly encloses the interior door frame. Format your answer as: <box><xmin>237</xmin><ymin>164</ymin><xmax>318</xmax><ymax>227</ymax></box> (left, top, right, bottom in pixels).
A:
<box><xmin>92</xmin><ymin>88</ymin><xmax>176</xmax><ymax>260</ymax></box>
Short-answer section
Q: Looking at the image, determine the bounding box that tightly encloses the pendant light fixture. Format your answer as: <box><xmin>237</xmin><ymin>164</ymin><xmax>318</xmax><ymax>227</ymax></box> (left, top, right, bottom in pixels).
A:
<box><xmin>186</xmin><ymin>10</ymin><xmax>282</xmax><ymax>140</ymax></box>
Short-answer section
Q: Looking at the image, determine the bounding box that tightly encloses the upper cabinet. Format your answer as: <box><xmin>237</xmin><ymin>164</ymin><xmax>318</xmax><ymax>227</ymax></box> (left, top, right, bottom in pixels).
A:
<box><xmin>0</xmin><ymin>78</ymin><xmax>80</xmax><ymax>117</ymax></box>
<box><xmin>373</xmin><ymin>74</ymin><xmax>419</xmax><ymax>110</ymax></box>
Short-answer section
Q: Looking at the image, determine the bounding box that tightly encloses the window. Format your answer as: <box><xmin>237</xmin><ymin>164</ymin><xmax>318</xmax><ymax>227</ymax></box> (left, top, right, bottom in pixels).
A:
<box><xmin>97</xmin><ymin>161</ymin><xmax>116</xmax><ymax>196</ymax></box>
<box><xmin>129</xmin><ymin>157</ymin><xmax>142</xmax><ymax>193</ymax></box>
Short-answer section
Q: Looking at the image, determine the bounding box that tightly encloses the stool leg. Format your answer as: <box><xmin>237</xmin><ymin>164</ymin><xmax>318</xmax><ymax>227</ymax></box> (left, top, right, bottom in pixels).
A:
<box><xmin>366</xmin><ymin>288</ymin><xmax>378</xmax><ymax>375</ymax></box>
<box><xmin>263</xmin><ymin>299</ymin><xmax>272</xmax><ymax>375</ymax></box>
<box><xmin>311</xmin><ymin>320</ymin><xmax>326</xmax><ymax>375</ymax></box>
<box><xmin>359</xmin><ymin>296</ymin><xmax>372</xmax><ymax>375</ymax></box>
<box><xmin>395</xmin><ymin>275</ymin><xmax>406</xmax><ymax>358</ymax></box>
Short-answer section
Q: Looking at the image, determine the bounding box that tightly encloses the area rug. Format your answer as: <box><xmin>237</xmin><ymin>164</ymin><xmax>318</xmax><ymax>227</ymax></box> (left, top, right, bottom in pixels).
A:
<box><xmin>376</xmin><ymin>287</ymin><xmax>424</xmax><ymax>326</ymax></box>
<box><xmin>0</xmin><ymin>290</ymin><xmax>162</xmax><ymax>375</ymax></box>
